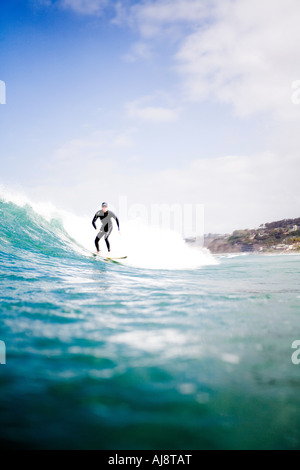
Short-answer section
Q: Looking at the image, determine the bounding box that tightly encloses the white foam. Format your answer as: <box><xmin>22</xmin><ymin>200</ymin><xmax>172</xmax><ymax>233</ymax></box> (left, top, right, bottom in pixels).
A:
<box><xmin>110</xmin><ymin>219</ymin><xmax>218</xmax><ymax>270</ymax></box>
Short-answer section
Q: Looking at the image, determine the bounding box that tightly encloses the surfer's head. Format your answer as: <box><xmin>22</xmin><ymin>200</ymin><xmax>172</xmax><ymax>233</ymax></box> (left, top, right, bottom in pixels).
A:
<box><xmin>102</xmin><ymin>202</ymin><xmax>108</xmax><ymax>213</ymax></box>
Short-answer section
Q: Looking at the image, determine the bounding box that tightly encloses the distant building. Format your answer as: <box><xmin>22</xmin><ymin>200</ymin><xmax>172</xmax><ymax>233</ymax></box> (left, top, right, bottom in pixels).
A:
<box><xmin>242</xmin><ymin>244</ymin><xmax>254</xmax><ymax>252</ymax></box>
<box><xmin>275</xmin><ymin>244</ymin><xmax>289</xmax><ymax>251</ymax></box>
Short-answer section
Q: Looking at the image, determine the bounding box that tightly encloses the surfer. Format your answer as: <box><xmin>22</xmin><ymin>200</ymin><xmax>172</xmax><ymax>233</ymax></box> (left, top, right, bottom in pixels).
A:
<box><xmin>92</xmin><ymin>202</ymin><xmax>120</xmax><ymax>253</ymax></box>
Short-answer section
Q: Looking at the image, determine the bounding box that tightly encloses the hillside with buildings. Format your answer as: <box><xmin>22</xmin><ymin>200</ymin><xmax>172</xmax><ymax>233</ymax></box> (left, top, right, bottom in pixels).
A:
<box><xmin>187</xmin><ymin>218</ymin><xmax>300</xmax><ymax>254</ymax></box>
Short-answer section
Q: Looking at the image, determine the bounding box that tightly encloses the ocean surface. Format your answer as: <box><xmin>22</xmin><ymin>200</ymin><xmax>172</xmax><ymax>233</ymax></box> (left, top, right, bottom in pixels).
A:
<box><xmin>0</xmin><ymin>195</ymin><xmax>300</xmax><ymax>450</ymax></box>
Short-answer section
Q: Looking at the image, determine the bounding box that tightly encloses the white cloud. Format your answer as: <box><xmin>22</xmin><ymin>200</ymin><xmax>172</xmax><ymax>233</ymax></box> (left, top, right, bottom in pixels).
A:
<box><xmin>59</xmin><ymin>0</ymin><xmax>108</xmax><ymax>15</ymax></box>
<box><xmin>118</xmin><ymin>0</ymin><xmax>214</xmax><ymax>38</ymax></box>
<box><xmin>53</xmin><ymin>128</ymin><xmax>138</xmax><ymax>161</ymax></box>
<box><xmin>54</xmin><ymin>134</ymin><xmax>107</xmax><ymax>161</ymax></box>
<box><xmin>122</xmin><ymin>42</ymin><xmax>153</xmax><ymax>63</ymax></box>
<box><xmin>176</xmin><ymin>0</ymin><xmax>300</xmax><ymax>118</ymax></box>
<box><xmin>127</xmin><ymin>103</ymin><xmax>179</xmax><ymax>122</ymax></box>
<box><xmin>112</xmin><ymin>128</ymin><xmax>137</xmax><ymax>148</ymax></box>
<box><xmin>118</xmin><ymin>0</ymin><xmax>300</xmax><ymax>120</ymax></box>
<box><xmin>126</xmin><ymin>95</ymin><xmax>180</xmax><ymax>122</ymax></box>
<box><xmin>46</xmin><ymin>129</ymin><xmax>137</xmax><ymax>190</ymax></box>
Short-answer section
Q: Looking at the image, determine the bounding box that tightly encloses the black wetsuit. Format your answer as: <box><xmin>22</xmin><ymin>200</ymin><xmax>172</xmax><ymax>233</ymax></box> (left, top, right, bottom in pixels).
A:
<box><xmin>92</xmin><ymin>210</ymin><xmax>120</xmax><ymax>252</ymax></box>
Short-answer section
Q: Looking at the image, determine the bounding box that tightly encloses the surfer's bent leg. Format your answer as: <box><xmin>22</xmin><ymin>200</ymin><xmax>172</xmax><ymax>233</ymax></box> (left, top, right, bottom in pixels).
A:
<box><xmin>105</xmin><ymin>226</ymin><xmax>113</xmax><ymax>252</ymax></box>
<box><xmin>95</xmin><ymin>230</ymin><xmax>105</xmax><ymax>252</ymax></box>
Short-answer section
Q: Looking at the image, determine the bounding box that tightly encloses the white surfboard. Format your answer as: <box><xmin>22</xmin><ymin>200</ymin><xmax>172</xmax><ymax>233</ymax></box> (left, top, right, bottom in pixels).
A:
<box><xmin>93</xmin><ymin>252</ymin><xmax>127</xmax><ymax>263</ymax></box>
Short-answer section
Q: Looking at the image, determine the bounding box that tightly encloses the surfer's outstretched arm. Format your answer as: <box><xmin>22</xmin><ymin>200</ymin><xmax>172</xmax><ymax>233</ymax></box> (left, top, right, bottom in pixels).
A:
<box><xmin>110</xmin><ymin>211</ymin><xmax>120</xmax><ymax>230</ymax></box>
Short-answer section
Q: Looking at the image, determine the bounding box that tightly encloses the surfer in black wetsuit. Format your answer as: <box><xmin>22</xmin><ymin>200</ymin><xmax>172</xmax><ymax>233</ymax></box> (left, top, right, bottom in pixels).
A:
<box><xmin>92</xmin><ymin>202</ymin><xmax>120</xmax><ymax>253</ymax></box>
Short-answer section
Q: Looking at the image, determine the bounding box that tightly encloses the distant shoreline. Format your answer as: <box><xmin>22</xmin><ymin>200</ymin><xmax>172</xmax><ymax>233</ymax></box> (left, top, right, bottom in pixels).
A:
<box><xmin>186</xmin><ymin>217</ymin><xmax>300</xmax><ymax>254</ymax></box>
<box><xmin>214</xmin><ymin>251</ymin><xmax>300</xmax><ymax>256</ymax></box>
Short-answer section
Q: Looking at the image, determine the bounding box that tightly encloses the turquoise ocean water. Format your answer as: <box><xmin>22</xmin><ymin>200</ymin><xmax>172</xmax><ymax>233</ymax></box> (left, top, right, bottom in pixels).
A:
<box><xmin>0</xmin><ymin>197</ymin><xmax>300</xmax><ymax>450</ymax></box>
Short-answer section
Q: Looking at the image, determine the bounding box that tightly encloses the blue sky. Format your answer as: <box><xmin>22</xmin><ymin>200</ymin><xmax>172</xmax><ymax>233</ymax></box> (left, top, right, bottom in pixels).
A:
<box><xmin>1</xmin><ymin>0</ymin><xmax>300</xmax><ymax>232</ymax></box>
